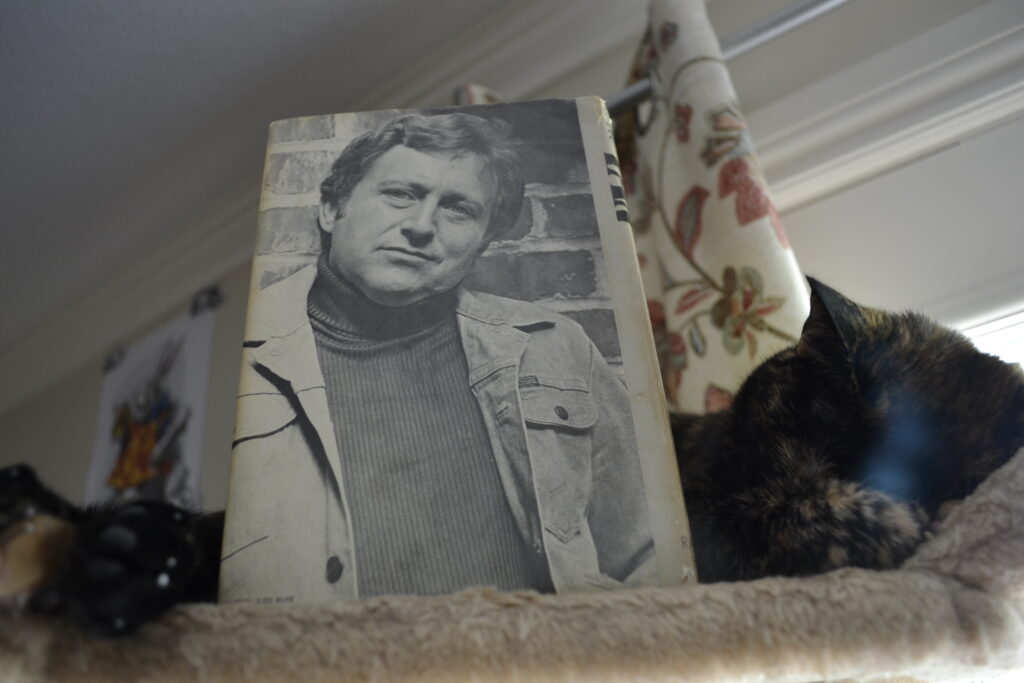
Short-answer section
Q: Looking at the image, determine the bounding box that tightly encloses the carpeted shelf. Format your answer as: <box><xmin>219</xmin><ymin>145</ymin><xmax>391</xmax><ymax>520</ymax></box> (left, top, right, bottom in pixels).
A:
<box><xmin>3</xmin><ymin>450</ymin><xmax>1022</xmax><ymax>682</ymax></box>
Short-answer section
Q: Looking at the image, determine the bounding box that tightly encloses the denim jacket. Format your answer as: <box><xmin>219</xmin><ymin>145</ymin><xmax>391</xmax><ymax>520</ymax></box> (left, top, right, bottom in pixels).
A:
<box><xmin>220</xmin><ymin>265</ymin><xmax>655</xmax><ymax>605</ymax></box>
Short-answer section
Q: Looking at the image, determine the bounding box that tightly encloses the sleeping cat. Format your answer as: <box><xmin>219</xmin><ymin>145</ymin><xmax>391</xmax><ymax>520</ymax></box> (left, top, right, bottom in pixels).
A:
<box><xmin>2</xmin><ymin>278</ymin><xmax>1021</xmax><ymax>634</ymax></box>
<box><xmin>672</xmin><ymin>278</ymin><xmax>1023</xmax><ymax>581</ymax></box>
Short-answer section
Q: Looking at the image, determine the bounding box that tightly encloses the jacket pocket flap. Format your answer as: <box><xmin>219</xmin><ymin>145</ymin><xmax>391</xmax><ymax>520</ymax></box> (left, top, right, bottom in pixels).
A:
<box><xmin>233</xmin><ymin>393</ymin><xmax>297</xmax><ymax>444</ymax></box>
<box><xmin>520</xmin><ymin>379</ymin><xmax>596</xmax><ymax>429</ymax></box>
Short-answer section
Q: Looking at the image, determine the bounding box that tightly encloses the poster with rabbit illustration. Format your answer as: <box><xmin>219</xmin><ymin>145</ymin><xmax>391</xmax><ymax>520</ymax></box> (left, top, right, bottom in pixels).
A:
<box><xmin>85</xmin><ymin>306</ymin><xmax>216</xmax><ymax>509</ymax></box>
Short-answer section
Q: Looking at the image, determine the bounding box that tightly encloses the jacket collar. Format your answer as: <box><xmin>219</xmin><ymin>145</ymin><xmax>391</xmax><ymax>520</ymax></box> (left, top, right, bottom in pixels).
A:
<box><xmin>245</xmin><ymin>264</ymin><xmax>559</xmax><ymax>387</ymax></box>
<box><xmin>245</xmin><ymin>264</ymin><xmax>319</xmax><ymax>343</ymax></box>
<box><xmin>454</xmin><ymin>288</ymin><xmax>558</xmax><ymax>330</ymax></box>
<box><xmin>247</xmin><ymin>263</ymin><xmax>561</xmax><ymax>340</ymax></box>
<box><xmin>453</xmin><ymin>289</ymin><xmax>558</xmax><ymax>386</ymax></box>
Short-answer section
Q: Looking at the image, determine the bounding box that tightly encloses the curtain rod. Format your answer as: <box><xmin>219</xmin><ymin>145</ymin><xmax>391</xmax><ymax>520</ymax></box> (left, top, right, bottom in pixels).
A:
<box><xmin>606</xmin><ymin>0</ymin><xmax>851</xmax><ymax>117</ymax></box>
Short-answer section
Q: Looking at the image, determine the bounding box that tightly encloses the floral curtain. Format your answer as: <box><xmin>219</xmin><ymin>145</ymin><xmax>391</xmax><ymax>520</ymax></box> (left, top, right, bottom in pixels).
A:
<box><xmin>615</xmin><ymin>0</ymin><xmax>809</xmax><ymax>414</ymax></box>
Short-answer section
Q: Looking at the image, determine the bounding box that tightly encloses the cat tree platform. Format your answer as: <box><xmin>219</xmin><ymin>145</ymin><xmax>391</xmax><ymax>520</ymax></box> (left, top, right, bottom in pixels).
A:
<box><xmin>3</xmin><ymin>449</ymin><xmax>1023</xmax><ymax>682</ymax></box>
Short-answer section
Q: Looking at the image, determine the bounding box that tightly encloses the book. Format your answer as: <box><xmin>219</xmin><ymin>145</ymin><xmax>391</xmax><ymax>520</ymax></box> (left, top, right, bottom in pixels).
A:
<box><xmin>220</xmin><ymin>97</ymin><xmax>695</xmax><ymax>605</ymax></box>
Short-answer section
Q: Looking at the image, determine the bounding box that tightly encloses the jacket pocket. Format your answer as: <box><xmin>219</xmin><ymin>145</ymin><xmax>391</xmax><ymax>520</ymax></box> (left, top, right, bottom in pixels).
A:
<box><xmin>519</xmin><ymin>377</ymin><xmax>594</xmax><ymax>543</ymax></box>
<box><xmin>519</xmin><ymin>376</ymin><xmax>596</xmax><ymax>430</ymax></box>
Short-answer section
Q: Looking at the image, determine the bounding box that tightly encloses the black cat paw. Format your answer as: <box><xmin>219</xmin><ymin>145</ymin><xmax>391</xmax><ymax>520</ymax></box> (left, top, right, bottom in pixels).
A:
<box><xmin>32</xmin><ymin>501</ymin><xmax>202</xmax><ymax>636</ymax></box>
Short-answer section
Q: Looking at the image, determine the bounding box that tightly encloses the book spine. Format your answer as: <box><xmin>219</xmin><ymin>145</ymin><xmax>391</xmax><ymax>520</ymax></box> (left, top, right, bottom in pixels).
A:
<box><xmin>574</xmin><ymin>96</ymin><xmax>697</xmax><ymax>584</ymax></box>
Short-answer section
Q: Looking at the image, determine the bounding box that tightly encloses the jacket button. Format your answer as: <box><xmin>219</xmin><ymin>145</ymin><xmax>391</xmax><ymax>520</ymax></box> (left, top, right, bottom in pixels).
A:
<box><xmin>554</xmin><ymin>405</ymin><xmax>569</xmax><ymax>420</ymax></box>
<box><xmin>326</xmin><ymin>556</ymin><xmax>344</xmax><ymax>583</ymax></box>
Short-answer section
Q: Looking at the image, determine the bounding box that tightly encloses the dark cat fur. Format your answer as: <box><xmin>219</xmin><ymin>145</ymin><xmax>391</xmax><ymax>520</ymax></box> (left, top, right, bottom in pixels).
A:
<box><xmin>672</xmin><ymin>278</ymin><xmax>1024</xmax><ymax>581</ymax></box>
<box><xmin>2</xmin><ymin>278</ymin><xmax>1022</xmax><ymax>633</ymax></box>
<box><xmin>0</xmin><ymin>465</ymin><xmax>223</xmax><ymax>635</ymax></box>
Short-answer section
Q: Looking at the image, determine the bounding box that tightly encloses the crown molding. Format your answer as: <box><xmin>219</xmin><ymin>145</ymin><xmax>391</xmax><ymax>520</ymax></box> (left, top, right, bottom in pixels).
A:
<box><xmin>750</xmin><ymin>0</ymin><xmax>1024</xmax><ymax>213</ymax></box>
<box><xmin>928</xmin><ymin>267</ymin><xmax>1024</xmax><ymax>331</ymax></box>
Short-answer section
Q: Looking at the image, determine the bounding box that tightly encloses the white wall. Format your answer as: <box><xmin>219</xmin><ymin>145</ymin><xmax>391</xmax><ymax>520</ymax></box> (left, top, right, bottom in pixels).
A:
<box><xmin>0</xmin><ymin>262</ymin><xmax>251</xmax><ymax>507</ymax></box>
<box><xmin>782</xmin><ymin>113</ymin><xmax>1024</xmax><ymax>326</ymax></box>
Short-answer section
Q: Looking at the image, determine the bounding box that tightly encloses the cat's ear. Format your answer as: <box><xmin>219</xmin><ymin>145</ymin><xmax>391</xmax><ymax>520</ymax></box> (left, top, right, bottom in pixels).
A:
<box><xmin>797</xmin><ymin>277</ymin><xmax>866</xmax><ymax>362</ymax></box>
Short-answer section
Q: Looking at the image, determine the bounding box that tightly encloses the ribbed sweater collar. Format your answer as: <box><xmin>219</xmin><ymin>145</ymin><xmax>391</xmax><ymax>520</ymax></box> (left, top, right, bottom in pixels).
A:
<box><xmin>306</xmin><ymin>254</ymin><xmax>456</xmax><ymax>343</ymax></box>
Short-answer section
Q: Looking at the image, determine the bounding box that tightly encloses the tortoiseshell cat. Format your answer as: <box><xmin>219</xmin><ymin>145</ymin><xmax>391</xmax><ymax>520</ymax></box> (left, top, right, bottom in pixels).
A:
<box><xmin>673</xmin><ymin>278</ymin><xmax>1023</xmax><ymax>581</ymax></box>
<box><xmin>2</xmin><ymin>278</ymin><xmax>1021</xmax><ymax>633</ymax></box>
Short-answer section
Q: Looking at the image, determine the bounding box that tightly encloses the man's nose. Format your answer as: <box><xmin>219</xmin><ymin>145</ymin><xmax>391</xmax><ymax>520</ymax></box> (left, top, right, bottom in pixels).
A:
<box><xmin>399</xmin><ymin>201</ymin><xmax>438</xmax><ymax>247</ymax></box>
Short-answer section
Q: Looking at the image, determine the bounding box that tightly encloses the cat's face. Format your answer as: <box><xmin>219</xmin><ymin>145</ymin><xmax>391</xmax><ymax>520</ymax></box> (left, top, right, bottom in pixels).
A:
<box><xmin>726</xmin><ymin>279</ymin><xmax>1024</xmax><ymax>513</ymax></box>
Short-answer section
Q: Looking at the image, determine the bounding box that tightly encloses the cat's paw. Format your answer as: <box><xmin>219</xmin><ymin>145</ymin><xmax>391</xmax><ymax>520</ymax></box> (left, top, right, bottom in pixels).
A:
<box><xmin>815</xmin><ymin>484</ymin><xmax>929</xmax><ymax>572</ymax></box>
<box><xmin>32</xmin><ymin>501</ymin><xmax>201</xmax><ymax>635</ymax></box>
<box><xmin>734</xmin><ymin>479</ymin><xmax>930</xmax><ymax>579</ymax></box>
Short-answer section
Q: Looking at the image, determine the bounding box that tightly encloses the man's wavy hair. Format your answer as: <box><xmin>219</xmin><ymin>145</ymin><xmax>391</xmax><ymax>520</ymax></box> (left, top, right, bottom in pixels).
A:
<box><xmin>319</xmin><ymin>112</ymin><xmax>525</xmax><ymax>242</ymax></box>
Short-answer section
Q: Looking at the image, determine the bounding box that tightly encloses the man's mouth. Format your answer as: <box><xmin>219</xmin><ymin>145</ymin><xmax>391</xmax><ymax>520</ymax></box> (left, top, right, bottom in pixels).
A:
<box><xmin>379</xmin><ymin>246</ymin><xmax>437</xmax><ymax>262</ymax></box>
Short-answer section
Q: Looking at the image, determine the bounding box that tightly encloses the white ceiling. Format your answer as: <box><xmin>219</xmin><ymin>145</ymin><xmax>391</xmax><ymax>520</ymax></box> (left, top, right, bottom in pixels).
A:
<box><xmin>0</xmin><ymin>0</ymin><xmax>522</xmax><ymax>349</ymax></box>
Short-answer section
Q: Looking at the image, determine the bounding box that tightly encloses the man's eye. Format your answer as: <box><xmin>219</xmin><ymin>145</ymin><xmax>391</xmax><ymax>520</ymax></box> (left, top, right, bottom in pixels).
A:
<box><xmin>382</xmin><ymin>188</ymin><xmax>416</xmax><ymax>203</ymax></box>
<box><xmin>444</xmin><ymin>203</ymin><xmax>478</xmax><ymax>221</ymax></box>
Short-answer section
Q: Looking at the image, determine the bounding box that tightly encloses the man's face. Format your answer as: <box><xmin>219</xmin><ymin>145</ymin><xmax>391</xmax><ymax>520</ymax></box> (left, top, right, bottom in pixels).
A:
<box><xmin>321</xmin><ymin>145</ymin><xmax>496</xmax><ymax>307</ymax></box>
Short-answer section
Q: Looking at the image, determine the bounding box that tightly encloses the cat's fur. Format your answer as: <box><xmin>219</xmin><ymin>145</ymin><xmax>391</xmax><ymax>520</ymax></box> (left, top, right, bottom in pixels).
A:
<box><xmin>672</xmin><ymin>278</ymin><xmax>1024</xmax><ymax>581</ymax></box>
<box><xmin>2</xmin><ymin>278</ymin><xmax>1021</xmax><ymax>633</ymax></box>
<box><xmin>0</xmin><ymin>466</ymin><xmax>223</xmax><ymax>634</ymax></box>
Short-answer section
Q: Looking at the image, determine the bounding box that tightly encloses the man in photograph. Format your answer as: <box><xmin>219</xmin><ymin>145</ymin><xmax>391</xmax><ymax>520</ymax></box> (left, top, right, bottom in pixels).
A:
<box><xmin>222</xmin><ymin>112</ymin><xmax>655</xmax><ymax>604</ymax></box>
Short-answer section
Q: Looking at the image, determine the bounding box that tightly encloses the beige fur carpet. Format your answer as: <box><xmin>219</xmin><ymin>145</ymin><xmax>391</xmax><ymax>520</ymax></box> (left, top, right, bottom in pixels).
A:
<box><xmin>2</xmin><ymin>449</ymin><xmax>1022</xmax><ymax>682</ymax></box>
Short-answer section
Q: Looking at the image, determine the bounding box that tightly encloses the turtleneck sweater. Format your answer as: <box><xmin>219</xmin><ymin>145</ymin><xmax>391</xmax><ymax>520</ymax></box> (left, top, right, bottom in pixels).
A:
<box><xmin>306</xmin><ymin>255</ymin><xmax>551</xmax><ymax>597</ymax></box>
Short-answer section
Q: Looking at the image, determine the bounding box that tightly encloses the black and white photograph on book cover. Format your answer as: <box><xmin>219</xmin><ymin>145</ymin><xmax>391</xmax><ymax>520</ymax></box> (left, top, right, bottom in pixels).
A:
<box><xmin>221</xmin><ymin>99</ymin><xmax>673</xmax><ymax>606</ymax></box>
